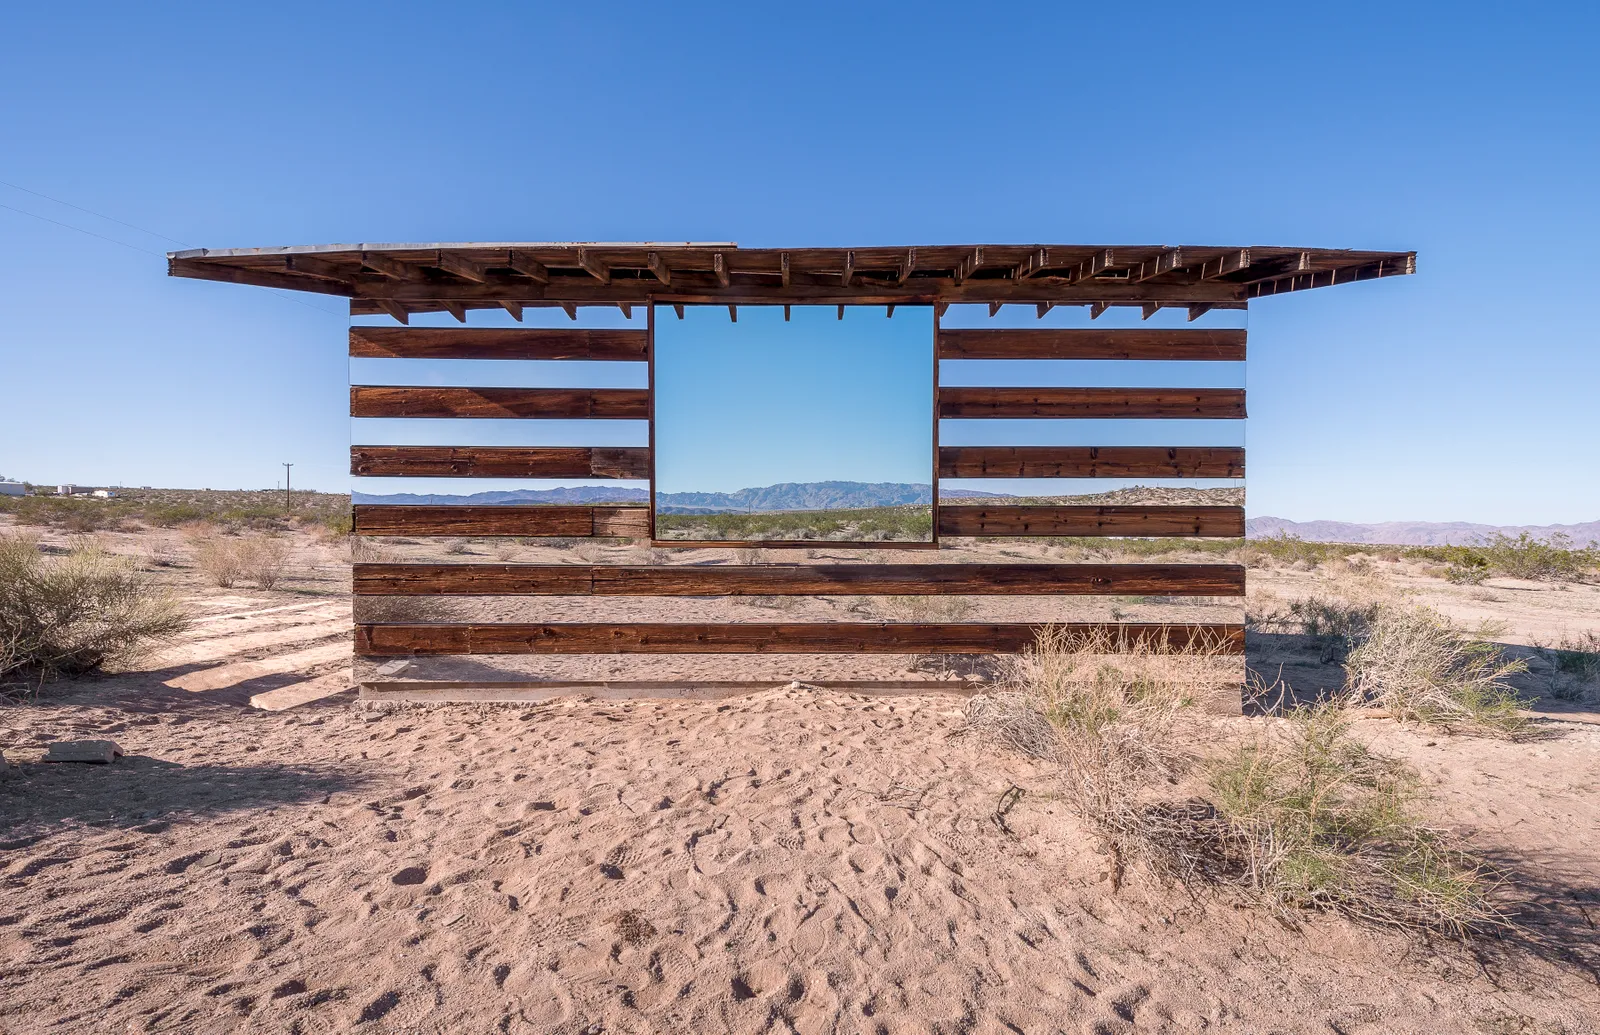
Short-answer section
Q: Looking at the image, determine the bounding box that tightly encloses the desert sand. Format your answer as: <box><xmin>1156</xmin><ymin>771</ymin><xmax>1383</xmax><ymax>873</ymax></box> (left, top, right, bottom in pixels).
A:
<box><xmin>2</xmin><ymin>522</ymin><xmax>1599</xmax><ymax>1033</ymax></box>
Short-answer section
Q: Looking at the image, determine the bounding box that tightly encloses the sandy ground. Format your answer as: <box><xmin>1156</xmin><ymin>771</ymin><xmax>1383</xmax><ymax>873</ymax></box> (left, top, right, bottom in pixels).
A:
<box><xmin>1</xmin><ymin>523</ymin><xmax>1599</xmax><ymax>1032</ymax></box>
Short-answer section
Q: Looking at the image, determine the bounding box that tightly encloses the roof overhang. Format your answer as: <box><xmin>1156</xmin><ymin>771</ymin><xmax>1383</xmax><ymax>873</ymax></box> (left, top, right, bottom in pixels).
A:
<box><xmin>166</xmin><ymin>242</ymin><xmax>1415</xmax><ymax>322</ymax></box>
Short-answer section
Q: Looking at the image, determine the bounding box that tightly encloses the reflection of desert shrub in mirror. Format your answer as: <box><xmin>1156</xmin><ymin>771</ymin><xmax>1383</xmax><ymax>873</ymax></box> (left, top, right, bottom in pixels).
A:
<box><xmin>652</xmin><ymin>305</ymin><xmax>934</xmax><ymax>542</ymax></box>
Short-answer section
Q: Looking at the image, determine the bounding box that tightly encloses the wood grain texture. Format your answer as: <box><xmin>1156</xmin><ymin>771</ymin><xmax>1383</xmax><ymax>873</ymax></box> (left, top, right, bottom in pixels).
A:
<box><xmin>354</xmin><ymin>622</ymin><xmax>1245</xmax><ymax>655</ymax></box>
<box><xmin>351</xmin><ymin>562</ymin><xmax>1245</xmax><ymax>597</ymax></box>
<box><xmin>350</xmin><ymin>446</ymin><xmax>650</xmax><ymax>479</ymax></box>
<box><xmin>938</xmin><ymin>446</ymin><xmax>1245</xmax><ymax>478</ymax></box>
<box><xmin>350</xmin><ymin>386</ymin><xmax>648</xmax><ymax>419</ymax></box>
<box><xmin>348</xmin><ymin>327</ymin><xmax>648</xmax><ymax>360</ymax></box>
<box><xmin>352</xmin><ymin>505</ymin><xmax>651</xmax><ymax>538</ymax></box>
<box><xmin>937</xmin><ymin>505</ymin><xmax>1245</xmax><ymax>538</ymax></box>
<box><xmin>938</xmin><ymin>328</ymin><xmax>1246</xmax><ymax>361</ymax></box>
<box><xmin>938</xmin><ymin>387</ymin><xmax>1245</xmax><ymax>419</ymax></box>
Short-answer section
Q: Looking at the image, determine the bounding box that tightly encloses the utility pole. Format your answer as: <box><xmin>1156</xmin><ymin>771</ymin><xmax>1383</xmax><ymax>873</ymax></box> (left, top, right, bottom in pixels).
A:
<box><xmin>283</xmin><ymin>463</ymin><xmax>293</xmax><ymax>514</ymax></box>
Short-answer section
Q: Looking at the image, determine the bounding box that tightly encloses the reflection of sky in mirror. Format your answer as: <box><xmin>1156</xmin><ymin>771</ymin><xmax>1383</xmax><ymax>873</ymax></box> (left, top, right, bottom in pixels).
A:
<box><xmin>654</xmin><ymin>305</ymin><xmax>934</xmax><ymax>494</ymax></box>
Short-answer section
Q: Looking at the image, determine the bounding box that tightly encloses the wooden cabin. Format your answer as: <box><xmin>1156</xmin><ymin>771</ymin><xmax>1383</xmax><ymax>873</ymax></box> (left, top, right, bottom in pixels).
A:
<box><xmin>169</xmin><ymin>243</ymin><xmax>1414</xmax><ymax>703</ymax></box>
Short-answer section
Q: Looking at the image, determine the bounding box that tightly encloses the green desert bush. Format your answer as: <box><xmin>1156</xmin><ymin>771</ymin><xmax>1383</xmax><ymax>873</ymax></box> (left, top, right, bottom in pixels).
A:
<box><xmin>963</xmin><ymin>626</ymin><xmax>1505</xmax><ymax>936</ymax></box>
<box><xmin>1410</xmin><ymin>532</ymin><xmax>1596</xmax><ymax>583</ymax></box>
<box><xmin>1207</xmin><ymin>704</ymin><xmax>1502</xmax><ymax>935</ymax></box>
<box><xmin>963</xmin><ymin>626</ymin><xmax>1239</xmax><ymax>883</ymax></box>
<box><xmin>0</xmin><ymin>534</ymin><xmax>189</xmax><ymax>689</ymax></box>
<box><xmin>1344</xmin><ymin>605</ymin><xmax>1527</xmax><ymax>737</ymax></box>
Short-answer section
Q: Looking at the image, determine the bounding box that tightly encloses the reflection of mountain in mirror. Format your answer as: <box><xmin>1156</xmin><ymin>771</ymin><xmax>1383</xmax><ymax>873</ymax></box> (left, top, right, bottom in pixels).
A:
<box><xmin>653</xmin><ymin>305</ymin><xmax>935</xmax><ymax>543</ymax></box>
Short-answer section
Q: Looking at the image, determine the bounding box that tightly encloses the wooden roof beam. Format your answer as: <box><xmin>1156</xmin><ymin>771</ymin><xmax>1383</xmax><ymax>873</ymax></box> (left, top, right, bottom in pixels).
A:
<box><xmin>841</xmin><ymin>250</ymin><xmax>854</xmax><ymax>287</ymax></box>
<box><xmin>577</xmin><ymin>248</ymin><xmax>610</xmax><ymax>285</ymax></box>
<box><xmin>375</xmin><ymin>299</ymin><xmax>410</xmax><ymax>324</ymax></box>
<box><xmin>1068</xmin><ymin>250</ymin><xmax>1115</xmax><ymax>285</ymax></box>
<box><xmin>1199</xmin><ymin>250</ymin><xmax>1250</xmax><ymax>279</ymax></box>
<box><xmin>780</xmin><ymin>252</ymin><xmax>791</xmax><ymax>287</ymax></box>
<box><xmin>1036</xmin><ymin>302</ymin><xmax>1055</xmax><ymax>318</ymax></box>
<box><xmin>1090</xmin><ymin>301</ymin><xmax>1112</xmax><ymax>320</ymax></box>
<box><xmin>560</xmin><ymin>303</ymin><xmax>577</xmax><ymax>321</ymax></box>
<box><xmin>1187</xmin><ymin>304</ymin><xmax>1214</xmax><ymax>322</ymax></box>
<box><xmin>646</xmin><ymin>251</ymin><xmax>672</xmax><ymax>286</ymax></box>
<box><xmin>897</xmin><ymin>247</ymin><xmax>917</xmax><ymax>285</ymax></box>
<box><xmin>1141</xmin><ymin>302</ymin><xmax>1162</xmax><ymax>320</ymax></box>
<box><xmin>714</xmin><ymin>252</ymin><xmax>730</xmax><ymax>288</ymax></box>
<box><xmin>283</xmin><ymin>255</ymin><xmax>350</xmax><ymax>283</ymax></box>
<box><xmin>1130</xmin><ymin>249</ymin><xmax>1184</xmax><ymax>284</ymax></box>
<box><xmin>508</xmin><ymin>251</ymin><xmax>549</xmax><ymax>284</ymax></box>
<box><xmin>437</xmin><ymin>251</ymin><xmax>488</xmax><ymax>283</ymax></box>
<box><xmin>442</xmin><ymin>301</ymin><xmax>468</xmax><ymax>323</ymax></box>
<box><xmin>362</xmin><ymin>252</ymin><xmax>423</xmax><ymax>281</ymax></box>
<box><xmin>500</xmin><ymin>301</ymin><xmax>524</xmax><ymax>321</ymax></box>
<box><xmin>1015</xmin><ymin>248</ymin><xmax>1049</xmax><ymax>281</ymax></box>
<box><xmin>954</xmin><ymin>247</ymin><xmax>984</xmax><ymax>285</ymax></box>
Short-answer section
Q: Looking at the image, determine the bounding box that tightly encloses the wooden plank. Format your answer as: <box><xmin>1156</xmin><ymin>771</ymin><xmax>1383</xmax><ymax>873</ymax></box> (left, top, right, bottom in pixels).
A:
<box><xmin>348</xmin><ymin>327</ymin><xmax>647</xmax><ymax>360</ymax></box>
<box><xmin>350</xmin><ymin>386</ymin><xmax>648</xmax><ymax>419</ymax></box>
<box><xmin>938</xmin><ymin>505</ymin><xmax>1246</xmax><ymax>538</ymax></box>
<box><xmin>354</xmin><ymin>622</ymin><xmax>1246</xmax><ymax>656</ymax></box>
<box><xmin>938</xmin><ymin>387</ymin><xmax>1245</xmax><ymax>419</ymax></box>
<box><xmin>351</xmin><ymin>562</ymin><xmax>1246</xmax><ymax>597</ymax></box>
<box><xmin>939</xmin><ymin>446</ymin><xmax>1245</xmax><ymax>478</ymax></box>
<box><xmin>350</xmin><ymin>446</ymin><xmax>650</xmax><ymax>479</ymax></box>
<box><xmin>938</xmin><ymin>328</ymin><xmax>1246</xmax><ymax>361</ymax></box>
<box><xmin>353</xmin><ymin>504</ymin><xmax>652</xmax><ymax>537</ymax></box>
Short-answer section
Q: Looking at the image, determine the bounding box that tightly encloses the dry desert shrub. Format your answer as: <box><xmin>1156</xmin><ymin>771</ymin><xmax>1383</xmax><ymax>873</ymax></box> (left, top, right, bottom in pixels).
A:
<box><xmin>963</xmin><ymin>626</ymin><xmax>1239</xmax><ymax>883</ymax></box>
<box><xmin>876</xmin><ymin>595</ymin><xmax>978</xmax><ymax>623</ymax></box>
<box><xmin>1207</xmin><ymin>703</ymin><xmax>1504</xmax><ymax>936</ymax></box>
<box><xmin>191</xmin><ymin>533</ymin><xmax>293</xmax><ymax>590</ymax></box>
<box><xmin>962</xmin><ymin>625</ymin><xmax>1506</xmax><ymax>936</ymax></box>
<box><xmin>1344</xmin><ymin>605</ymin><xmax>1527</xmax><ymax>737</ymax></box>
<box><xmin>0</xmin><ymin>533</ymin><xmax>189</xmax><ymax>690</ymax></box>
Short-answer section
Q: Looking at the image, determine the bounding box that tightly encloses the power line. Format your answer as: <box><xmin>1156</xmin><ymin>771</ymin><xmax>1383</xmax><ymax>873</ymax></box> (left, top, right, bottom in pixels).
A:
<box><xmin>0</xmin><ymin>193</ymin><xmax>344</xmax><ymax>317</ymax></box>
<box><xmin>0</xmin><ymin>201</ymin><xmax>160</xmax><ymax>256</ymax></box>
<box><xmin>0</xmin><ymin>178</ymin><xmax>189</xmax><ymax>246</ymax></box>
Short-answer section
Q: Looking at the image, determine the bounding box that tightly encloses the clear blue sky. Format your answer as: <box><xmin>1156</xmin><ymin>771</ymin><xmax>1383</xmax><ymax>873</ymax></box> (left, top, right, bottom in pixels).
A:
<box><xmin>2</xmin><ymin>4</ymin><xmax>1596</xmax><ymax>524</ymax></box>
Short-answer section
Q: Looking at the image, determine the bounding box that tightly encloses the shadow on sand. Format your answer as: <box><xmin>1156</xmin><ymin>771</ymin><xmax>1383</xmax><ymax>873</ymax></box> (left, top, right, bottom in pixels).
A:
<box><xmin>0</xmin><ymin>755</ymin><xmax>370</xmax><ymax>839</ymax></box>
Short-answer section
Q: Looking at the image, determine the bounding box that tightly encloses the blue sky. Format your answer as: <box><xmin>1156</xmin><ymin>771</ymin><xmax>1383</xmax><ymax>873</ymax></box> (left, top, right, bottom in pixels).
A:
<box><xmin>1</xmin><ymin>4</ymin><xmax>1596</xmax><ymax>524</ymax></box>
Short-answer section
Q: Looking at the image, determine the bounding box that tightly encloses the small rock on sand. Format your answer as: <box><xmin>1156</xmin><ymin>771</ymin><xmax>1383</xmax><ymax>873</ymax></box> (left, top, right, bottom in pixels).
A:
<box><xmin>42</xmin><ymin>740</ymin><xmax>125</xmax><ymax>764</ymax></box>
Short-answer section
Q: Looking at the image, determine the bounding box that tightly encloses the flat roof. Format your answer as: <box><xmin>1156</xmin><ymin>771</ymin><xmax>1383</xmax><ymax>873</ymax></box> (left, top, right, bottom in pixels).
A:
<box><xmin>166</xmin><ymin>242</ymin><xmax>1415</xmax><ymax>321</ymax></box>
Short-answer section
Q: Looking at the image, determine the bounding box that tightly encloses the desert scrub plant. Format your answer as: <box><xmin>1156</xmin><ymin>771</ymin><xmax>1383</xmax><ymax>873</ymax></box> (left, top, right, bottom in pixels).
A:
<box><xmin>1409</xmin><ymin>532</ymin><xmax>1597</xmax><ymax>583</ymax></box>
<box><xmin>239</xmin><ymin>535</ymin><xmax>292</xmax><ymax>590</ymax></box>
<box><xmin>963</xmin><ymin>625</ymin><xmax>1241</xmax><ymax>883</ymax></box>
<box><xmin>191</xmin><ymin>534</ymin><xmax>248</xmax><ymax>587</ymax></box>
<box><xmin>1344</xmin><ymin>605</ymin><xmax>1527</xmax><ymax>737</ymax></box>
<box><xmin>0</xmin><ymin>534</ymin><xmax>189</xmax><ymax>690</ymax></box>
<box><xmin>1206</xmin><ymin>704</ymin><xmax>1503</xmax><ymax>935</ymax></box>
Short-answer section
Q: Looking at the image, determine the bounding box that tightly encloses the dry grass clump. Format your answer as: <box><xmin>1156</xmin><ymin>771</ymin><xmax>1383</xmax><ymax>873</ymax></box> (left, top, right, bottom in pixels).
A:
<box><xmin>963</xmin><ymin>625</ymin><xmax>1506</xmax><ymax>937</ymax></box>
<box><xmin>1344</xmin><ymin>605</ymin><xmax>1527</xmax><ymax>737</ymax></box>
<box><xmin>1207</xmin><ymin>704</ymin><xmax>1504</xmax><ymax>936</ymax></box>
<box><xmin>964</xmin><ymin>626</ymin><xmax>1239</xmax><ymax>883</ymax></box>
<box><xmin>0</xmin><ymin>534</ymin><xmax>189</xmax><ymax>691</ymax></box>
<box><xmin>876</xmin><ymin>595</ymin><xmax>978</xmax><ymax>623</ymax></box>
<box><xmin>191</xmin><ymin>533</ymin><xmax>293</xmax><ymax>590</ymax></box>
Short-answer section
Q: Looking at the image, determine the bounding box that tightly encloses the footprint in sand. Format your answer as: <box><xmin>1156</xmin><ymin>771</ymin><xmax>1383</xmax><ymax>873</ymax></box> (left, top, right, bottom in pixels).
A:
<box><xmin>390</xmin><ymin>865</ymin><xmax>428</xmax><ymax>886</ymax></box>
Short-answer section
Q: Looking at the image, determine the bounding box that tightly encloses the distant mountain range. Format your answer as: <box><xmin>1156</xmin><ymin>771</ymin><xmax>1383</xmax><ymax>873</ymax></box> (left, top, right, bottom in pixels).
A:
<box><xmin>1247</xmin><ymin>516</ymin><xmax>1600</xmax><ymax>547</ymax></box>
<box><xmin>353</xmin><ymin>481</ymin><xmax>1005</xmax><ymax>514</ymax></box>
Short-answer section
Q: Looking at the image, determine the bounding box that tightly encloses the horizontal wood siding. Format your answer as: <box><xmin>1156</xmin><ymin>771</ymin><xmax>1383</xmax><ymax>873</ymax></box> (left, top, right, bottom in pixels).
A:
<box><xmin>349</xmin><ymin>327</ymin><xmax>648</xmax><ymax>361</ymax></box>
<box><xmin>351</xmin><ymin>446</ymin><xmax>650</xmax><ymax>479</ymax></box>
<box><xmin>355</xmin><ymin>622</ymin><xmax>1245</xmax><ymax>656</ymax></box>
<box><xmin>939</xmin><ymin>446</ymin><xmax>1245</xmax><ymax>479</ymax></box>
<box><xmin>938</xmin><ymin>328</ymin><xmax>1246</xmax><ymax>361</ymax></box>
<box><xmin>352</xmin><ymin>505</ymin><xmax>651</xmax><ymax>538</ymax></box>
<box><xmin>350</xmin><ymin>386</ymin><xmax>649</xmax><ymax>419</ymax></box>
<box><xmin>938</xmin><ymin>387</ymin><xmax>1245</xmax><ymax>419</ymax></box>
<box><xmin>938</xmin><ymin>505</ymin><xmax>1245</xmax><ymax>538</ymax></box>
<box><xmin>352</xmin><ymin>562</ymin><xmax>1245</xmax><ymax>597</ymax></box>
